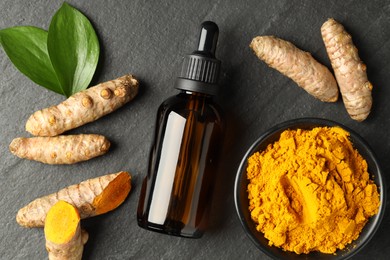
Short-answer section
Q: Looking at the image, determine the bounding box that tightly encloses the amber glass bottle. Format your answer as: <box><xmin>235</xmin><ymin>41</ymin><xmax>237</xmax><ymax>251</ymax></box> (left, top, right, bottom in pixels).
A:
<box><xmin>137</xmin><ymin>21</ymin><xmax>224</xmax><ymax>238</ymax></box>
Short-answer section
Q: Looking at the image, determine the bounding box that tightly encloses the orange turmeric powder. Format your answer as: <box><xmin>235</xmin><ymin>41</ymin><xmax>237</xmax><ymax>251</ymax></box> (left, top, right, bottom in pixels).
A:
<box><xmin>247</xmin><ymin>127</ymin><xmax>380</xmax><ymax>254</ymax></box>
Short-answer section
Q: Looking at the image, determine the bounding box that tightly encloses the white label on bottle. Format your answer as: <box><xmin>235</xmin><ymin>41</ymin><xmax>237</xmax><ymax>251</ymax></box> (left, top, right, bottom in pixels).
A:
<box><xmin>148</xmin><ymin>111</ymin><xmax>186</xmax><ymax>225</ymax></box>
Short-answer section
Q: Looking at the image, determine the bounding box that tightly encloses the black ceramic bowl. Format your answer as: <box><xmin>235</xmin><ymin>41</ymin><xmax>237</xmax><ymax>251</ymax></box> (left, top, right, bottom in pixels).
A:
<box><xmin>234</xmin><ymin>118</ymin><xmax>386</xmax><ymax>260</ymax></box>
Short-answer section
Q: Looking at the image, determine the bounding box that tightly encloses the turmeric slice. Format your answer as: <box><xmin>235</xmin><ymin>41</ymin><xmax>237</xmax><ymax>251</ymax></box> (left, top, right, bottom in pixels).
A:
<box><xmin>26</xmin><ymin>74</ymin><xmax>139</xmax><ymax>136</ymax></box>
<box><xmin>250</xmin><ymin>36</ymin><xmax>339</xmax><ymax>102</ymax></box>
<box><xmin>9</xmin><ymin>134</ymin><xmax>110</xmax><ymax>164</ymax></box>
<box><xmin>44</xmin><ymin>201</ymin><xmax>88</xmax><ymax>260</ymax></box>
<box><xmin>17</xmin><ymin>171</ymin><xmax>132</xmax><ymax>228</ymax></box>
<box><xmin>321</xmin><ymin>18</ymin><xmax>373</xmax><ymax>121</ymax></box>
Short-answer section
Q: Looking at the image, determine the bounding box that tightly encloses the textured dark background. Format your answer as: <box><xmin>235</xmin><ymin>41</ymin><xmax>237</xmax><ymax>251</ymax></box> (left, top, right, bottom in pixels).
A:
<box><xmin>1</xmin><ymin>0</ymin><xmax>389</xmax><ymax>259</ymax></box>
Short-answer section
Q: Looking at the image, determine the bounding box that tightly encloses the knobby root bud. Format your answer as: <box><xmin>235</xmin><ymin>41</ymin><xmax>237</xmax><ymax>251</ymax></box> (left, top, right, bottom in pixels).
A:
<box><xmin>26</xmin><ymin>74</ymin><xmax>139</xmax><ymax>136</ymax></box>
<box><xmin>250</xmin><ymin>36</ymin><xmax>339</xmax><ymax>102</ymax></box>
<box><xmin>321</xmin><ymin>18</ymin><xmax>373</xmax><ymax>121</ymax></box>
<box><xmin>9</xmin><ymin>134</ymin><xmax>110</xmax><ymax>164</ymax></box>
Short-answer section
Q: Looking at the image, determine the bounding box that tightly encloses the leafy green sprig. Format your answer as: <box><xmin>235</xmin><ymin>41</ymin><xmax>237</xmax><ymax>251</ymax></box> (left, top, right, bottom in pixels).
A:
<box><xmin>0</xmin><ymin>2</ymin><xmax>99</xmax><ymax>97</ymax></box>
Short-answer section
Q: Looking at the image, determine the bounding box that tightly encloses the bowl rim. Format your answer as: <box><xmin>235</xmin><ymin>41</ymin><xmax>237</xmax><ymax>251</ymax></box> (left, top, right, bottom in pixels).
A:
<box><xmin>234</xmin><ymin>117</ymin><xmax>386</xmax><ymax>259</ymax></box>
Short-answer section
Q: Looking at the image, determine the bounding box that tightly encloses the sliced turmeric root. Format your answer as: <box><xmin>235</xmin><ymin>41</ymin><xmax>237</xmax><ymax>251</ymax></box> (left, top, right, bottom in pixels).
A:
<box><xmin>44</xmin><ymin>201</ymin><xmax>88</xmax><ymax>260</ymax></box>
<box><xmin>321</xmin><ymin>18</ymin><xmax>373</xmax><ymax>121</ymax></box>
<box><xmin>26</xmin><ymin>74</ymin><xmax>139</xmax><ymax>137</ymax></box>
<box><xmin>17</xmin><ymin>171</ymin><xmax>132</xmax><ymax>228</ymax></box>
<box><xmin>9</xmin><ymin>134</ymin><xmax>110</xmax><ymax>164</ymax></box>
<box><xmin>250</xmin><ymin>36</ymin><xmax>339</xmax><ymax>102</ymax></box>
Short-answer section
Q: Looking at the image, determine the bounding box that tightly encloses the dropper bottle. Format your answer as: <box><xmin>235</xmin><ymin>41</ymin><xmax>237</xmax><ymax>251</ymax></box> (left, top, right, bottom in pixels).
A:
<box><xmin>137</xmin><ymin>21</ymin><xmax>224</xmax><ymax>238</ymax></box>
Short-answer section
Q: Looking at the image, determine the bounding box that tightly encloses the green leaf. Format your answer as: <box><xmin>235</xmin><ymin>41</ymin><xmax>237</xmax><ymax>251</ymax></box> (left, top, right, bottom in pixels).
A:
<box><xmin>48</xmin><ymin>2</ymin><xmax>99</xmax><ymax>97</ymax></box>
<box><xmin>0</xmin><ymin>26</ymin><xmax>64</xmax><ymax>95</ymax></box>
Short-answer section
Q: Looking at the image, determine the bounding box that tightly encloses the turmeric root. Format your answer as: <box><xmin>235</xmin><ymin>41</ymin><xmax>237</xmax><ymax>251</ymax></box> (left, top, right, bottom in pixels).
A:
<box><xmin>44</xmin><ymin>201</ymin><xmax>88</xmax><ymax>260</ymax></box>
<box><xmin>9</xmin><ymin>134</ymin><xmax>110</xmax><ymax>164</ymax></box>
<box><xmin>17</xmin><ymin>171</ymin><xmax>132</xmax><ymax>227</ymax></box>
<box><xmin>321</xmin><ymin>18</ymin><xmax>373</xmax><ymax>121</ymax></box>
<box><xmin>26</xmin><ymin>74</ymin><xmax>139</xmax><ymax>136</ymax></box>
<box><xmin>250</xmin><ymin>36</ymin><xmax>339</xmax><ymax>102</ymax></box>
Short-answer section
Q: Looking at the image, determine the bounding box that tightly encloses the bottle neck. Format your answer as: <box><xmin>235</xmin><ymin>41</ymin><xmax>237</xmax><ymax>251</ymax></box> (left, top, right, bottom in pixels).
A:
<box><xmin>175</xmin><ymin>77</ymin><xmax>219</xmax><ymax>96</ymax></box>
<box><xmin>179</xmin><ymin>90</ymin><xmax>213</xmax><ymax>99</ymax></box>
<box><xmin>178</xmin><ymin>90</ymin><xmax>213</xmax><ymax>113</ymax></box>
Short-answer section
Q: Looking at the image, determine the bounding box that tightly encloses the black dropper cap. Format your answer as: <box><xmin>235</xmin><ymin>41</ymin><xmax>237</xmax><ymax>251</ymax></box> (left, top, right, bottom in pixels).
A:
<box><xmin>175</xmin><ymin>21</ymin><xmax>221</xmax><ymax>95</ymax></box>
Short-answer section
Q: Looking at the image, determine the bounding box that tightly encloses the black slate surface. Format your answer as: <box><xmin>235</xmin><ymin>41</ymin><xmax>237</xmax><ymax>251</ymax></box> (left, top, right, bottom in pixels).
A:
<box><xmin>1</xmin><ymin>0</ymin><xmax>389</xmax><ymax>259</ymax></box>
